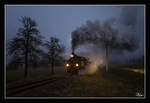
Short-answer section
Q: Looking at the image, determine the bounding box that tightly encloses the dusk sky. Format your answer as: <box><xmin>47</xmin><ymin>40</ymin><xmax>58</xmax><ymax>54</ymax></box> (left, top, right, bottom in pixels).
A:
<box><xmin>5</xmin><ymin>5</ymin><xmax>145</xmax><ymax>61</ymax></box>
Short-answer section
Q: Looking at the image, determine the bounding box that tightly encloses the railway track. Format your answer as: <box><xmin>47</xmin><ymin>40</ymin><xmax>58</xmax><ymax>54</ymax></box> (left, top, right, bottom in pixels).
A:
<box><xmin>6</xmin><ymin>75</ymin><xmax>71</xmax><ymax>96</ymax></box>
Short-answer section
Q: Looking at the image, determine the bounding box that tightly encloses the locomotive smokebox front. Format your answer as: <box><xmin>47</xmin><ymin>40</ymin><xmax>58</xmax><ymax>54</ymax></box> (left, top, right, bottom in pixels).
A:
<box><xmin>65</xmin><ymin>52</ymin><xmax>90</xmax><ymax>74</ymax></box>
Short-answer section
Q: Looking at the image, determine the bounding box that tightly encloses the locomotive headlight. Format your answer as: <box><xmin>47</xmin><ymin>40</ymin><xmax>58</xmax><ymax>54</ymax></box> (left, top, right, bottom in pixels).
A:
<box><xmin>75</xmin><ymin>63</ymin><xmax>79</xmax><ymax>67</ymax></box>
<box><xmin>66</xmin><ymin>63</ymin><xmax>70</xmax><ymax>67</ymax></box>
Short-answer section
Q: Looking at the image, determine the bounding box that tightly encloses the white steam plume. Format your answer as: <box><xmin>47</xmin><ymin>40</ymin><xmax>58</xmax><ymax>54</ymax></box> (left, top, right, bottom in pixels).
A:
<box><xmin>77</xmin><ymin>44</ymin><xmax>104</xmax><ymax>75</ymax></box>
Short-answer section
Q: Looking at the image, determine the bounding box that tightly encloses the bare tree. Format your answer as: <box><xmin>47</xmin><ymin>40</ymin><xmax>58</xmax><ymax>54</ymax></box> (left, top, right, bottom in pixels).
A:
<box><xmin>44</xmin><ymin>37</ymin><xmax>65</xmax><ymax>74</ymax></box>
<box><xmin>7</xmin><ymin>16</ymin><xmax>43</xmax><ymax>77</ymax></box>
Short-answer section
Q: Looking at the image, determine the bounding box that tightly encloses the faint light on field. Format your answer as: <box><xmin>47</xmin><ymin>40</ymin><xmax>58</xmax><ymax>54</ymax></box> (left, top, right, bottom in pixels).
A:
<box><xmin>132</xmin><ymin>69</ymin><xmax>144</xmax><ymax>74</ymax></box>
<box><xmin>126</xmin><ymin>68</ymin><xmax>144</xmax><ymax>74</ymax></box>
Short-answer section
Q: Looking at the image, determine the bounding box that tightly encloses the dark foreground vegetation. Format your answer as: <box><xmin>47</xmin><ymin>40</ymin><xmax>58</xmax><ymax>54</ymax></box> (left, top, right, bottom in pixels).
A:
<box><xmin>6</xmin><ymin>67</ymin><xmax>66</xmax><ymax>83</ymax></box>
<box><xmin>6</xmin><ymin>66</ymin><xmax>144</xmax><ymax>97</ymax></box>
<box><xmin>58</xmin><ymin>67</ymin><xmax>144</xmax><ymax>97</ymax></box>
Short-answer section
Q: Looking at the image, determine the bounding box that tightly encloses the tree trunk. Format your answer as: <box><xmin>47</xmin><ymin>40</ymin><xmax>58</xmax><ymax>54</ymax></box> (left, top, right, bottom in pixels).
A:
<box><xmin>24</xmin><ymin>32</ymin><xmax>29</xmax><ymax>78</ymax></box>
<box><xmin>24</xmin><ymin>46</ymin><xmax>28</xmax><ymax>78</ymax></box>
<box><xmin>24</xmin><ymin>54</ymin><xmax>28</xmax><ymax>78</ymax></box>
<box><xmin>51</xmin><ymin>55</ymin><xmax>54</xmax><ymax>74</ymax></box>
<box><xmin>105</xmin><ymin>45</ymin><xmax>109</xmax><ymax>72</ymax></box>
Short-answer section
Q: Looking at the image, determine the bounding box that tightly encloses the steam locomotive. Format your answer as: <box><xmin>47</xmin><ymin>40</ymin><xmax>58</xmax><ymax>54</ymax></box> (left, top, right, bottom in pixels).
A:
<box><xmin>65</xmin><ymin>52</ymin><xmax>90</xmax><ymax>74</ymax></box>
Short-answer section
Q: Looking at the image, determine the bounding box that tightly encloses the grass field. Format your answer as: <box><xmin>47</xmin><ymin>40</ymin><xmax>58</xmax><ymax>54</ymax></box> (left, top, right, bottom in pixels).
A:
<box><xmin>6</xmin><ymin>66</ymin><xmax>67</xmax><ymax>83</ymax></box>
<box><xmin>58</xmin><ymin>68</ymin><xmax>144</xmax><ymax>97</ymax></box>
<box><xmin>6</xmin><ymin>66</ymin><xmax>144</xmax><ymax>97</ymax></box>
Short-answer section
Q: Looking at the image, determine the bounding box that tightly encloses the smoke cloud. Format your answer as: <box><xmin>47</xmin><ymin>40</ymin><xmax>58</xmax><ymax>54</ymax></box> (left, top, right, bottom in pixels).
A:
<box><xmin>71</xmin><ymin>6</ymin><xmax>140</xmax><ymax>52</ymax></box>
<box><xmin>77</xmin><ymin>44</ymin><xmax>104</xmax><ymax>75</ymax></box>
<box><xmin>71</xmin><ymin>6</ymin><xmax>142</xmax><ymax>74</ymax></box>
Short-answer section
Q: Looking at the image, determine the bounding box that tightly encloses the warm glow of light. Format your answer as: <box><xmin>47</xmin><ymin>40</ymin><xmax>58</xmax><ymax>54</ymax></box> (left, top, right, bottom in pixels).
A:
<box><xmin>66</xmin><ymin>63</ymin><xmax>70</xmax><ymax>67</ymax></box>
<box><xmin>125</xmin><ymin>68</ymin><xmax>144</xmax><ymax>74</ymax></box>
<box><xmin>132</xmin><ymin>69</ymin><xmax>144</xmax><ymax>74</ymax></box>
<box><xmin>70</xmin><ymin>54</ymin><xmax>74</xmax><ymax>57</ymax></box>
<box><xmin>75</xmin><ymin>63</ymin><xmax>79</xmax><ymax>67</ymax></box>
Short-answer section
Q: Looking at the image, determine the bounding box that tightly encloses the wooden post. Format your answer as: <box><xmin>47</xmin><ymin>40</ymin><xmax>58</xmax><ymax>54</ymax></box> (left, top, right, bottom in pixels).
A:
<box><xmin>105</xmin><ymin>45</ymin><xmax>109</xmax><ymax>72</ymax></box>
